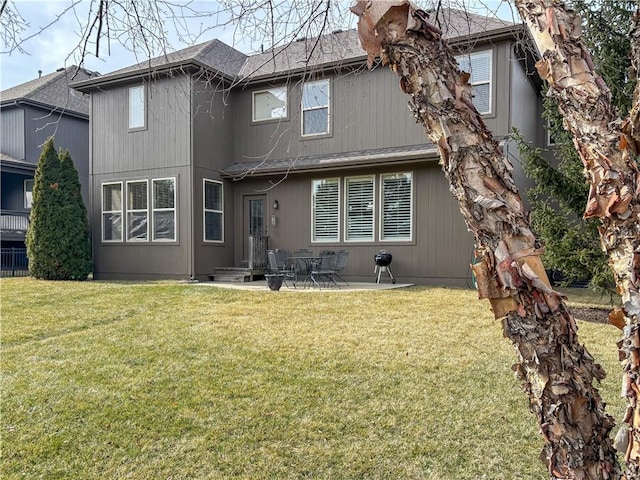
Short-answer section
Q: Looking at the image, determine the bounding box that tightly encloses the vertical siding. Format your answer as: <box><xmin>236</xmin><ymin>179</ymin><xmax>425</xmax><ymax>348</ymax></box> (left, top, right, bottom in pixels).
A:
<box><xmin>90</xmin><ymin>75</ymin><xmax>193</xmax><ymax>280</ymax></box>
<box><xmin>0</xmin><ymin>108</ymin><xmax>25</xmax><ymax>160</ymax></box>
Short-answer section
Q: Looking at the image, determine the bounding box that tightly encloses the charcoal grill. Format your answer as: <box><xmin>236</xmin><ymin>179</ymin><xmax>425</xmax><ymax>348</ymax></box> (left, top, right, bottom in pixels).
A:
<box><xmin>374</xmin><ymin>250</ymin><xmax>396</xmax><ymax>284</ymax></box>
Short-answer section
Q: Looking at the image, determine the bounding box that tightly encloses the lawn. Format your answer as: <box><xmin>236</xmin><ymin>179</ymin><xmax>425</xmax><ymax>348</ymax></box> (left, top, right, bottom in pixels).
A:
<box><xmin>1</xmin><ymin>278</ymin><xmax>625</xmax><ymax>479</ymax></box>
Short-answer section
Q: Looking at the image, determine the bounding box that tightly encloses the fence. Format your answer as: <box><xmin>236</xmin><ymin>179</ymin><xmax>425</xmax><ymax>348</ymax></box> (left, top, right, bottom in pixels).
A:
<box><xmin>1</xmin><ymin>248</ymin><xmax>29</xmax><ymax>277</ymax></box>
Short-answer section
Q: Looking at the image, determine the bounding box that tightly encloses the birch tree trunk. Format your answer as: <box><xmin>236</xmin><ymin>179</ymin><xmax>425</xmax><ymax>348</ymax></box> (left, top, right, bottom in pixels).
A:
<box><xmin>511</xmin><ymin>1</ymin><xmax>640</xmax><ymax>478</ymax></box>
<box><xmin>350</xmin><ymin>2</ymin><xmax>621</xmax><ymax>478</ymax></box>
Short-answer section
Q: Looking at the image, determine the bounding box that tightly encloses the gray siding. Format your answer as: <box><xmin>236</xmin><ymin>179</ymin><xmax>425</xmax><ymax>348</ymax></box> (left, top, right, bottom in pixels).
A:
<box><xmin>1</xmin><ymin>108</ymin><xmax>25</xmax><ymax>160</ymax></box>
<box><xmin>90</xmin><ymin>75</ymin><xmax>194</xmax><ymax>280</ymax></box>
<box><xmin>231</xmin><ymin>160</ymin><xmax>474</xmax><ymax>286</ymax></box>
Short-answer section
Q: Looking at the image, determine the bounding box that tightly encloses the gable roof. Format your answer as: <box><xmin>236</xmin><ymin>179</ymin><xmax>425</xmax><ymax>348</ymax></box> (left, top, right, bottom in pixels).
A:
<box><xmin>72</xmin><ymin>8</ymin><xmax>518</xmax><ymax>91</ymax></box>
<box><xmin>1</xmin><ymin>66</ymin><xmax>97</xmax><ymax>116</ymax></box>
<box><xmin>71</xmin><ymin>39</ymin><xmax>248</xmax><ymax>91</ymax></box>
<box><xmin>241</xmin><ymin>8</ymin><xmax>517</xmax><ymax>81</ymax></box>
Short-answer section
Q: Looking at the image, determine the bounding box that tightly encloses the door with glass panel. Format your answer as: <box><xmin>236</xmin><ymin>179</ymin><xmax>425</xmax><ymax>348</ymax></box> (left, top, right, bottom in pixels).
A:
<box><xmin>243</xmin><ymin>195</ymin><xmax>267</xmax><ymax>263</ymax></box>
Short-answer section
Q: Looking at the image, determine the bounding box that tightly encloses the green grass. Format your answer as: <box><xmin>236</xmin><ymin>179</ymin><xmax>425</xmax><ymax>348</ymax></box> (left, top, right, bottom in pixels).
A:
<box><xmin>1</xmin><ymin>278</ymin><xmax>625</xmax><ymax>479</ymax></box>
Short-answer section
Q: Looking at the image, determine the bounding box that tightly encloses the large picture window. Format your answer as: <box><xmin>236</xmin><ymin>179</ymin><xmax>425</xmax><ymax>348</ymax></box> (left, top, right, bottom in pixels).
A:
<box><xmin>302</xmin><ymin>79</ymin><xmax>330</xmax><ymax>136</ymax></box>
<box><xmin>102</xmin><ymin>182</ymin><xmax>123</xmax><ymax>242</ymax></box>
<box><xmin>381</xmin><ymin>173</ymin><xmax>413</xmax><ymax>241</ymax></box>
<box><xmin>455</xmin><ymin>50</ymin><xmax>492</xmax><ymax>114</ymax></box>
<box><xmin>312</xmin><ymin>178</ymin><xmax>339</xmax><ymax>242</ymax></box>
<box><xmin>126</xmin><ymin>180</ymin><xmax>148</xmax><ymax>241</ymax></box>
<box><xmin>152</xmin><ymin>178</ymin><xmax>176</xmax><ymax>241</ymax></box>
<box><xmin>252</xmin><ymin>87</ymin><xmax>287</xmax><ymax>122</ymax></box>
<box><xmin>129</xmin><ymin>85</ymin><xmax>146</xmax><ymax>129</ymax></box>
<box><xmin>345</xmin><ymin>176</ymin><xmax>374</xmax><ymax>241</ymax></box>
<box><xmin>204</xmin><ymin>179</ymin><xmax>223</xmax><ymax>242</ymax></box>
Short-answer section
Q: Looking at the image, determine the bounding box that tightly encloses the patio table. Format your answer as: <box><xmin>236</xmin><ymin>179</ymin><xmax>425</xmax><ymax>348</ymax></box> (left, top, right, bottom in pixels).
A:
<box><xmin>288</xmin><ymin>256</ymin><xmax>321</xmax><ymax>288</ymax></box>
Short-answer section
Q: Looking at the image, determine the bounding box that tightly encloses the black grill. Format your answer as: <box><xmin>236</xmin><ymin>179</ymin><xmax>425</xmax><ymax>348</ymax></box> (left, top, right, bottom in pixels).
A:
<box><xmin>374</xmin><ymin>250</ymin><xmax>395</xmax><ymax>284</ymax></box>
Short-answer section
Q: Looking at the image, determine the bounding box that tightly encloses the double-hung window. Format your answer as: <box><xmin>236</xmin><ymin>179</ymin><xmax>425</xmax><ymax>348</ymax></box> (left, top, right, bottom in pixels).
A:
<box><xmin>24</xmin><ymin>179</ymin><xmax>34</xmax><ymax>209</ymax></box>
<box><xmin>204</xmin><ymin>179</ymin><xmax>223</xmax><ymax>242</ymax></box>
<box><xmin>311</xmin><ymin>178</ymin><xmax>339</xmax><ymax>242</ymax></box>
<box><xmin>380</xmin><ymin>173</ymin><xmax>413</xmax><ymax>241</ymax></box>
<box><xmin>253</xmin><ymin>87</ymin><xmax>287</xmax><ymax>122</ymax></box>
<box><xmin>455</xmin><ymin>50</ymin><xmax>492</xmax><ymax>114</ymax></box>
<box><xmin>152</xmin><ymin>178</ymin><xmax>176</xmax><ymax>241</ymax></box>
<box><xmin>126</xmin><ymin>180</ymin><xmax>148</xmax><ymax>241</ymax></box>
<box><xmin>129</xmin><ymin>85</ymin><xmax>146</xmax><ymax>129</ymax></box>
<box><xmin>302</xmin><ymin>79</ymin><xmax>330</xmax><ymax>136</ymax></box>
<box><xmin>345</xmin><ymin>176</ymin><xmax>374</xmax><ymax>241</ymax></box>
<box><xmin>102</xmin><ymin>182</ymin><xmax>123</xmax><ymax>242</ymax></box>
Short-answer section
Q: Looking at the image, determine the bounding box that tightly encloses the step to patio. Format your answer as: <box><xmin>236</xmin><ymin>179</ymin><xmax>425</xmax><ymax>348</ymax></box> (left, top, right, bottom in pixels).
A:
<box><xmin>208</xmin><ymin>267</ymin><xmax>263</xmax><ymax>283</ymax></box>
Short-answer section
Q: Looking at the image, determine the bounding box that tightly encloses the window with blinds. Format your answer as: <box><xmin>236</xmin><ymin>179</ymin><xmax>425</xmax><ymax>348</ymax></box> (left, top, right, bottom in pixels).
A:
<box><xmin>312</xmin><ymin>178</ymin><xmax>339</xmax><ymax>242</ymax></box>
<box><xmin>455</xmin><ymin>50</ymin><xmax>492</xmax><ymax>114</ymax></box>
<box><xmin>126</xmin><ymin>180</ymin><xmax>148</xmax><ymax>241</ymax></box>
<box><xmin>381</xmin><ymin>173</ymin><xmax>413</xmax><ymax>241</ymax></box>
<box><xmin>102</xmin><ymin>182</ymin><xmax>123</xmax><ymax>242</ymax></box>
<box><xmin>204</xmin><ymin>179</ymin><xmax>223</xmax><ymax>242</ymax></box>
<box><xmin>302</xmin><ymin>80</ymin><xmax>330</xmax><ymax>136</ymax></box>
<box><xmin>152</xmin><ymin>178</ymin><xmax>176</xmax><ymax>241</ymax></box>
<box><xmin>345</xmin><ymin>176</ymin><xmax>374</xmax><ymax>241</ymax></box>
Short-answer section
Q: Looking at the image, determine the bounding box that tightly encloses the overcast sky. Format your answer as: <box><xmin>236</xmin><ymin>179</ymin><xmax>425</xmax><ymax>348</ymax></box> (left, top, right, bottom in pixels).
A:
<box><xmin>1</xmin><ymin>0</ymin><xmax>518</xmax><ymax>90</ymax></box>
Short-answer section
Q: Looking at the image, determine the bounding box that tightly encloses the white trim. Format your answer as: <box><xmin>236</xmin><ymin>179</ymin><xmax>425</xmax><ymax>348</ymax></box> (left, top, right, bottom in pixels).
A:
<box><xmin>252</xmin><ymin>86</ymin><xmax>288</xmax><ymax>122</ymax></box>
<box><xmin>128</xmin><ymin>84</ymin><xmax>146</xmax><ymax>130</ymax></box>
<box><xmin>125</xmin><ymin>179</ymin><xmax>149</xmax><ymax>242</ymax></box>
<box><xmin>152</xmin><ymin>177</ymin><xmax>177</xmax><ymax>242</ymax></box>
<box><xmin>455</xmin><ymin>49</ymin><xmax>493</xmax><ymax>115</ymax></box>
<box><xmin>311</xmin><ymin>177</ymin><xmax>340</xmax><ymax>243</ymax></box>
<box><xmin>344</xmin><ymin>175</ymin><xmax>375</xmax><ymax>242</ymax></box>
<box><xmin>203</xmin><ymin>178</ymin><xmax>224</xmax><ymax>243</ymax></box>
<box><xmin>301</xmin><ymin>79</ymin><xmax>331</xmax><ymax>137</ymax></box>
<box><xmin>101</xmin><ymin>181</ymin><xmax>123</xmax><ymax>243</ymax></box>
<box><xmin>379</xmin><ymin>172</ymin><xmax>414</xmax><ymax>242</ymax></box>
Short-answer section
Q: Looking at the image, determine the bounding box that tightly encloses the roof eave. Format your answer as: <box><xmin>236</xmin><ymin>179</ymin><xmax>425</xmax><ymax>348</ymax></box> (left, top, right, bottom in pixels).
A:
<box><xmin>0</xmin><ymin>98</ymin><xmax>89</xmax><ymax>119</ymax></box>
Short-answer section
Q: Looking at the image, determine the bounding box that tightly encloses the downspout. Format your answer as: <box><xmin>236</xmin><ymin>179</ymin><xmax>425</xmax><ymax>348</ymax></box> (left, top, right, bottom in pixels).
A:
<box><xmin>188</xmin><ymin>72</ymin><xmax>196</xmax><ymax>280</ymax></box>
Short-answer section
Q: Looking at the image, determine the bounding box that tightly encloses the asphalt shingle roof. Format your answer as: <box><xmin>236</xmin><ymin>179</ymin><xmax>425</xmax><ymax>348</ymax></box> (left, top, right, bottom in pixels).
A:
<box><xmin>1</xmin><ymin>66</ymin><xmax>97</xmax><ymax>115</ymax></box>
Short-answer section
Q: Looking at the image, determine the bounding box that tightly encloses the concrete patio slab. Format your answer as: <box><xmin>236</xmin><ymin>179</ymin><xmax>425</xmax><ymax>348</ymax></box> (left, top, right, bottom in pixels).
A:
<box><xmin>188</xmin><ymin>281</ymin><xmax>414</xmax><ymax>292</ymax></box>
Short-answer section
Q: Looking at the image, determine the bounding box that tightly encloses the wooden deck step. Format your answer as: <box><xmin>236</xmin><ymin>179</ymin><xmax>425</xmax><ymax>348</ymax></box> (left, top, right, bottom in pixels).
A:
<box><xmin>209</xmin><ymin>267</ymin><xmax>264</xmax><ymax>283</ymax></box>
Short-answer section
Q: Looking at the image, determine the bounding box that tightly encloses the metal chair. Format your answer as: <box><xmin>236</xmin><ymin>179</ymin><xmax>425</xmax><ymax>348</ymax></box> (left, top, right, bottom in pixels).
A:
<box><xmin>311</xmin><ymin>250</ymin><xmax>337</xmax><ymax>288</ymax></box>
<box><xmin>333</xmin><ymin>250</ymin><xmax>349</xmax><ymax>285</ymax></box>
<box><xmin>267</xmin><ymin>250</ymin><xmax>297</xmax><ymax>288</ymax></box>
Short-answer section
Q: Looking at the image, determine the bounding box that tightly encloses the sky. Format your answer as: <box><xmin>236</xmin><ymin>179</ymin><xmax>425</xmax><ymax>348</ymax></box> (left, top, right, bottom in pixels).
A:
<box><xmin>0</xmin><ymin>0</ymin><xmax>518</xmax><ymax>90</ymax></box>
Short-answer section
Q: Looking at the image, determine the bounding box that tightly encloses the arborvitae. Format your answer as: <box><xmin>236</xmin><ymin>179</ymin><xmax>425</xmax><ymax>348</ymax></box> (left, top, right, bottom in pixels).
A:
<box><xmin>26</xmin><ymin>137</ymin><xmax>92</xmax><ymax>280</ymax></box>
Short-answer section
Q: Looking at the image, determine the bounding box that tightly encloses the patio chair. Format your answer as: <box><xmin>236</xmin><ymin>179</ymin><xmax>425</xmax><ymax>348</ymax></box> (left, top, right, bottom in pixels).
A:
<box><xmin>267</xmin><ymin>250</ymin><xmax>297</xmax><ymax>288</ymax></box>
<box><xmin>334</xmin><ymin>250</ymin><xmax>349</xmax><ymax>285</ymax></box>
<box><xmin>310</xmin><ymin>250</ymin><xmax>338</xmax><ymax>288</ymax></box>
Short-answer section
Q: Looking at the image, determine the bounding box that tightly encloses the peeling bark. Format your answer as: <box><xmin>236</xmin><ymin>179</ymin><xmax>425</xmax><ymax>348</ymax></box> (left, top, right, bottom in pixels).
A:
<box><xmin>511</xmin><ymin>1</ymin><xmax>640</xmax><ymax>479</ymax></box>
<box><xmin>351</xmin><ymin>2</ymin><xmax>621</xmax><ymax>478</ymax></box>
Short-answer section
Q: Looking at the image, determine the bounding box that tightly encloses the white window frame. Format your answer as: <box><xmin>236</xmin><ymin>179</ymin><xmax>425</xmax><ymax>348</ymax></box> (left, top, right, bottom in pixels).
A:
<box><xmin>152</xmin><ymin>177</ymin><xmax>177</xmax><ymax>242</ymax></box>
<box><xmin>301</xmin><ymin>79</ymin><xmax>331</xmax><ymax>137</ymax></box>
<box><xmin>344</xmin><ymin>175</ymin><xmax>375</xmax><ymax>242</ymax></box>
<box><xmin>129</xmin><ymin>85</ymin><xmax>146</xmax><ymax>130</ymax></box>
<box><xmin>126</xmin><ymin>180</ymin><xmax>149</xmax><ymax>242</ymax></box>
<box><xmin>252</xmin><ymin>87</ymin><xmax>288</xmax><ymax>122</ymax></box>
<box><xmin>380</xmin><ymin>172</ymin><xmax>414</xmax><ymax>242</ymax></box>
<box><xmin>24</xmin><ymin>178</ymin><xmax>34</xmax><ymax>209</ymax></box>
<box><xmin>102</xmin><ymin>182</ymin><xmax>123</xmax><ymax>243</ymax></box>
<box><xmin>203</xmin><ymin>179</ymin><xmax>224</xmax><ymax>243</ymax></box>
<box><xmin>311</xmin><ymin>178</ymin><xmax>340</xmax><ymax>243</ymax></box>
<box><xmin>455</xmin><ymin>50</ymin><xmax>492</xmax><ymax>115</ymax></box>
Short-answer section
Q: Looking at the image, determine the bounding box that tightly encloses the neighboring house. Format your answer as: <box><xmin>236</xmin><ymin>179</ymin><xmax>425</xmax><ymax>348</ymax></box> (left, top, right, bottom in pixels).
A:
<box><xmin>0</xmin><ymin>66</ymin><xmax>97</xmax><ymax>249</ymax></box>
<box><xmin>71</xmin><ymin>9</ymin><xmax>546</xmax><ymax>285</ymax></box>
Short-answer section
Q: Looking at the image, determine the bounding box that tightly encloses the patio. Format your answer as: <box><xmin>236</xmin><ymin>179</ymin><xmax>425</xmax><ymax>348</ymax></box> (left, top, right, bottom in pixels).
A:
<box><xmin>191</xmin><ymin>280</ymin><xmax>415</xmax><ymax>292</ymax></box>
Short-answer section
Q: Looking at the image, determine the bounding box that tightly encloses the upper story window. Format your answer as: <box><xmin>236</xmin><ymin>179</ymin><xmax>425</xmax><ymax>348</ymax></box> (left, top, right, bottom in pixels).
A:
<box><xmin>302</xmin><ymin>79</ymin><xmax>330</xmax><ymax>136</ymax></box>
<box><xmin>311</xmin><ymin>178</ymin><xmax>339</xmax><ymax>242</ymax></box>
<box><xmin>126</xmin><ymin>180</ymin><xmax>148</xmax><ymax>241</ymax></box>
<box><xmin>345</xmin><ymin>176</ymin><xmax>374</xmax><ymax>242</ymax></box>
<box><xmin>129</xmin><ymin>85</ymin><xmax>146</xmax><ymax>130</ymax></box>
<box><xmin>24</xmin><ymin>179</ymin><xmax>34</xmax><ymax>209</ymax></box>
<box><xmin>380</xmin><ymin>172</ymin><xmax>413</xmax><ymax>241</ymax></box>
<box><xmin>152</xmin><ymin>178</ymin><xmax>176</xmax><ymax>241</ymax></box>
<box><xmin>204</xmin><ymin>179</ymin><xmax>224</xmax><ymax>242</ymax></box>
<box><xmin>455</xmin><ymin>50</ymin><xmax>492</xmax><ymax>115</ymax></box>
<box><xmin>252</xmin><ymin>87</ymin><xmax>287</xmax><ymax>122</ymax></box>
<box><xmin>102</xmin><ymin>182</ymin><xmax>123</xmax><ymax>242</ymax></box>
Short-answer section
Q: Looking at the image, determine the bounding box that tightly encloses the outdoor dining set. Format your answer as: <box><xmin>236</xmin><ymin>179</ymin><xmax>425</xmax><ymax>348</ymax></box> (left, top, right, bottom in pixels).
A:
<box><xmin>265</xmin><ymin>249</ymin><xmax>349</xmax><ymax>290</ymax></box>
